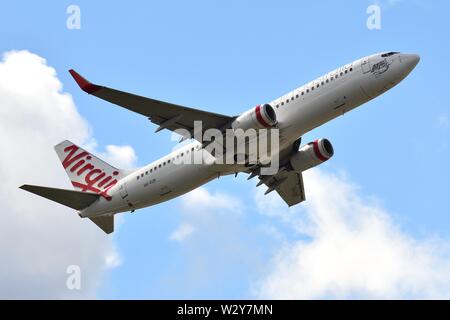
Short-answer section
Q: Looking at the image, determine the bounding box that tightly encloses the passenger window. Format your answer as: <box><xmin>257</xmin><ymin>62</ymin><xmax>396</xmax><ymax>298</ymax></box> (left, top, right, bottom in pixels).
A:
<box><xmin>296</xmin><ymin>94</ymin><xmax>299</xmax><ymax>98</ymax></box>
<box><xmin>350</xmin><ymin>67</ymin><xmax>353</xmax><ymax>71</ymax></box>
<box><xmin>301</xmin><ymin>92</ymin><xmax>304</xmax><ymax>95</ymax></box>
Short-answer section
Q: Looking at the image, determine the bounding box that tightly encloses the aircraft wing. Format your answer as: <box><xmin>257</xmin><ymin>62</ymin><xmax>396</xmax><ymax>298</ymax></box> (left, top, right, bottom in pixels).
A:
<box><xmin>69</xmin><ymin>70</ymin><xmax>234</xmax><ymax>140</ymax></box>
<box><xmin>249</xmin><ymin>137</ymin><xmax>305</xmax><ymax>206</ymax></box>
<box><xmin>258</xmin><ymin>169</ymin><xmax>306</xmax><ymax>207</ymax></box>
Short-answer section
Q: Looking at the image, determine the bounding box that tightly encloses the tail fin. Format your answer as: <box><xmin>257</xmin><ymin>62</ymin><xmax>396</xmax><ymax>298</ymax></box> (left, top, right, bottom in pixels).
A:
<box><xmin>54</xmin><ymin>140</ymin><xmax>124</xmax><ymax>200</ymax></box>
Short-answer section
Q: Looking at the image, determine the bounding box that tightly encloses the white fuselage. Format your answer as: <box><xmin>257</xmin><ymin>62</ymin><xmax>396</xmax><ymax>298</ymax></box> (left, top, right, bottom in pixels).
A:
<box><xmin>81</xmin><ymin>52</ymin><xmax>419</xmax><ymax>218</ymax></box>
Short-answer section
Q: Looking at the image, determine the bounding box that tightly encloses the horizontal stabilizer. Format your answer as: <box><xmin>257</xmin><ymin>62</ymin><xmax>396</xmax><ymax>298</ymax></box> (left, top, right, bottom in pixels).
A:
<box><xmin>89</xmin><ymin>215</ymin><xmax>114</xmax><ymax>234</ymax></box>
<box><xmin>20</xmin><ymin>184</ymin><xmax>99</xmax><ymax>210</ymax></box>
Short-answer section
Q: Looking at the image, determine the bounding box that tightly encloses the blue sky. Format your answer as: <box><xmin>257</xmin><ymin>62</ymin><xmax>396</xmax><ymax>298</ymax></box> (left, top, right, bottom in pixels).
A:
<box><xmin>1</xmin><ymin>0</ymin><xmax>450</xmax><ymax>299</ymax></box>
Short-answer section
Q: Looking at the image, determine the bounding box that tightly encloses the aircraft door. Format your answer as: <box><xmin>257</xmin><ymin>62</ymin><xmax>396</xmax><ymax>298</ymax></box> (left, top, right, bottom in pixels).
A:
<box><xmin>332</xmin><ymin>95</ymin><xmax>348</xmax><ymax>115</ymax></box>
<box><xmin>361</xmin><ymin>57</ymin><xmax>371</xmax><ymax>74</ymax></box>
<box><xmin>119</xmin><ymin>182</ymin><xmax>128</xmax><ymax>199</ymax></box>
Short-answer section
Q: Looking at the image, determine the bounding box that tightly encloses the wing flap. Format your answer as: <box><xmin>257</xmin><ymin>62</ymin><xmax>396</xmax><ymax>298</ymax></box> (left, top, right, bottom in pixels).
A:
<box><xmin>274</xmin><ymin>171</ymin><xmax>306</xmax><ymax>207</ymax></box>
<box><xmin>258</xmin><ymin>170</ymin><xmax>306</xmax><ymax>207</ymax></box>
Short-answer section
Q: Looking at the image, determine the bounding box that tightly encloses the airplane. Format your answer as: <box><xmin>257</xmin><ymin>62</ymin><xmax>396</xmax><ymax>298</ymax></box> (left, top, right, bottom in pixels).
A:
<box><xmin>20</xmin><ymin>52</ymin><xmax>420</xmax><ymax>234</ymax></box>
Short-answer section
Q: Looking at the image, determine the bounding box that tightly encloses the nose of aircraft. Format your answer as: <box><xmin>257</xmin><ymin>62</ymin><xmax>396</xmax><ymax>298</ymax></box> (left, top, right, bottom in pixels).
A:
<box><xmin>400</xmin><ymin>53</ymin><xmax>420</xmax><ymax>74</ymax></box>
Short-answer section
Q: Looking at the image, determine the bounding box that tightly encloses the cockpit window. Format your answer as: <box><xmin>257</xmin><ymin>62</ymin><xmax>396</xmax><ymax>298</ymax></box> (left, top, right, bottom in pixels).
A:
<box><xmin>381</xmin><ymin>52</ymin><xmax>399</xmax><ymax>57</ymax></box>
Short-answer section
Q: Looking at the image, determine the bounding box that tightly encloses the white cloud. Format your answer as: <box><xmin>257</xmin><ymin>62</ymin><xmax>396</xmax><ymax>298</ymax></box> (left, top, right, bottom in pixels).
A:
<box><xmin>102</xmin><ymin>145</ymin><xmax>137</xmax><ymax>169</ymax></box>
<box><xmin>181</xmin><ymin>187</ymin><xmax>243</xmax><ymax>215</ymax></box>
<box><xmin>169</xmin><ymin>187</ymin><xmax>243</xmax><ymax>244</ymax></box>
<box><xmin>84</xmin><ymin>140</ymin><xmax>137</xmax><ymax>169</ymax></box>
<box><xmin>159</xmin><ymin>187</ymin><xmax>269</xmax><ymax>297</ymax></box>
<box><xmin>254</xmin><ymin>169</ymin><xmax>450</xmax><ymax>299</ymax></box>
<box><xmin>0</xmin><ymin>50</ymin><xmax>134</xmax><ymax>298</ymax></box>
<box><xmin>170</xmin><ymin>223</ymin><xmax>195</xmax><ymax>242</ymax></box>
<box><xmin>437</xmin><ymin>114</ymin><xmax>450</xmax><ymax>129</ymax></box>
<box><xmin>105</xmin><ymin>251</ymin><xmax>122</xmax><ymax>269</ymax></box>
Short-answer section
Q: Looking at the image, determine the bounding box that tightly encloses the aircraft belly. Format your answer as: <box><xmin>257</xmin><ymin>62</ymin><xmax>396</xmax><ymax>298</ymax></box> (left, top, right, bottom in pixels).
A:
<box><xmin>129</xmin><ymin>163</ymin><xmax>216</xmax><ymax>209</ymax></box>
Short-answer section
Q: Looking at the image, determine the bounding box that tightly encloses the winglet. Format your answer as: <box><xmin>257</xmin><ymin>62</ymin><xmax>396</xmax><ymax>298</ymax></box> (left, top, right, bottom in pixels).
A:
<box><xmin>69</xmin><ymin>69</ymin><xmax>101</xmax><ymax>94</ymax></box>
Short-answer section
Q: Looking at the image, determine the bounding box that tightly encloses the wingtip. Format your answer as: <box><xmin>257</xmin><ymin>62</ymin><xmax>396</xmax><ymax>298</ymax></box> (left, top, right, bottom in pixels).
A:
<box><xmin>68</xmin><ymin>69</ymin><xmax>101</xmax><ymax>94</ymax></box>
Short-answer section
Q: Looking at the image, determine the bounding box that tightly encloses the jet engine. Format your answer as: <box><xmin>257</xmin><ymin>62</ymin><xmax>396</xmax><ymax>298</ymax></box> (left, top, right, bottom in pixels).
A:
<box><xmin>231</xmin><ymin>104</ymin><xmax>277</xmax><ymax>130</ymax></box>
<box><xmin>289</xmin><ymin>138</ymin><xmax>334</xmax><ymax>172</ymax></box>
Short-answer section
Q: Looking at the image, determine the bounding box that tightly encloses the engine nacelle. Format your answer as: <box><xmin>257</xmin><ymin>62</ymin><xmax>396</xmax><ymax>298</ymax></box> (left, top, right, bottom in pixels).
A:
<box><xmin>231</xmin><ymin>104</ymin><xmax>277</xmax><ymax>130</ymax></box>
<box><xmin>289</xmin><ymin>138</ymin><xmax>334</xmax><ymax>172</ymax></box>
